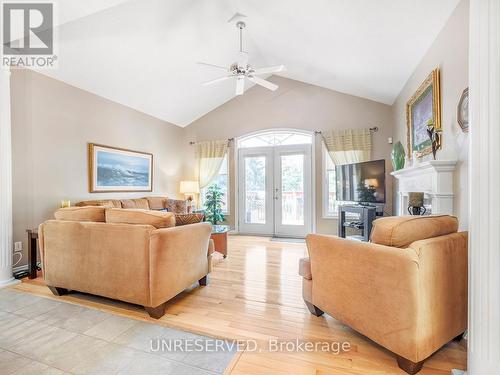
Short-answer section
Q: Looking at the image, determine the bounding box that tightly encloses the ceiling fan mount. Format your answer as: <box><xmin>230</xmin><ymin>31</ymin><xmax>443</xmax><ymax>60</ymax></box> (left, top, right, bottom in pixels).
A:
<box><xmin>198</xmin><ymin>18</ymin><xmax>286</xmax><ymax>96</ymax></box>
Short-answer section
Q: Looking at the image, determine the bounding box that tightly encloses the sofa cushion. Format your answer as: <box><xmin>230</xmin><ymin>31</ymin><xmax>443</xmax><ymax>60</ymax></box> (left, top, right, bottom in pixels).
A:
<box><xmin>370</xmin><ymin>215</ymin><xmax>459</xmax><ymax>248</ymax></box>
<box><xmin>75</xmin><ymin>199</ymin><xmax>122</xmax><ymax>208</ymax></box>
<box><xmin>120</xmin><ymin>198</ymin><xmax>150</xmax><ymax>210</ymax></box>
<box><xmin>105</xmin><ymin>208</ymin><xmax>175</xmax><ymax>229</ymax></box>
<box><xmin>299</xmin><ymin>257</ymin><xmax>312</xmax><ymax>280</ymax></box>
<box><xmin>54</xmin><ymin>206</ymin><xmax>106</xmax><ymax>222</ymax></box>
<box><xmin>175</xmin><ymin>213</ymin><xmax>204</xmax><ymax>226</ymax></box>
<box><xmin>145</xmin><ymin>196</ymin><xmax>167</xmax><ymax>210</ymax></box>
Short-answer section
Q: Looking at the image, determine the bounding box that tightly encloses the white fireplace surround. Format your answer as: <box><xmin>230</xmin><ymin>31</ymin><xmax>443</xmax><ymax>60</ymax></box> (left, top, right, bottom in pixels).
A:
<box><xmin>390</xmin><ymin>160</ymin><xmax>457</xmax><ymax>216</ymax></box>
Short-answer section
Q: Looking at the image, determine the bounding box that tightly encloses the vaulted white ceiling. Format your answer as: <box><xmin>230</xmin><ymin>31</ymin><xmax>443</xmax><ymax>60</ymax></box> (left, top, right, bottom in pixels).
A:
<box><xmin>37</xmin><ymin>0</ymin><xmax>460</xmax><ymax>127</ymax></box>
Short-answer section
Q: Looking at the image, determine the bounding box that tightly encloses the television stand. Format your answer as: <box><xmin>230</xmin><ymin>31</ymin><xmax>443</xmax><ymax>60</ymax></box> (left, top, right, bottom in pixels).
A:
<box><xmin>338</xmin><ymin>204</ymin><xmax>377</xmax><ymax>242</ymax></box>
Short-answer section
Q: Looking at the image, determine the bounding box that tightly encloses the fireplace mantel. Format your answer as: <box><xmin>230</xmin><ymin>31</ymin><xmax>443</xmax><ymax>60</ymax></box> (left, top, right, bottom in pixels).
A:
<box><xmin>391</xmin><ymin>160</ymin><xmax>457</xmax><ymax>216</ymax></box>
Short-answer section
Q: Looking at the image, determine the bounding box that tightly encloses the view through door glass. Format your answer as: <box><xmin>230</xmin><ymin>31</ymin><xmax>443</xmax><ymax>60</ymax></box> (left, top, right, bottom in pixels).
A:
<box><xmin>281</xmin><ymin>154</ymin><xmax>304</xmax><ymax>225</ymax></box>
<box><xmin>244</xmin><ymin>156</ymin><xmax>266</xmax><ymax>224</ymax></box>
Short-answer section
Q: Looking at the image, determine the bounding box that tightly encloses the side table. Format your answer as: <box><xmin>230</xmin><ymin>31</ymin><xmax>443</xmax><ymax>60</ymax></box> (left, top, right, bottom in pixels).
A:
<box><xmin>210</xmin><ymin>225</ymin><xmax>230</xmax><ymax>258</ymax></box>
<box><xmin>26</xmin><ymin>229</ymin><xmax>39</xmax><ymax>279</ymax></box>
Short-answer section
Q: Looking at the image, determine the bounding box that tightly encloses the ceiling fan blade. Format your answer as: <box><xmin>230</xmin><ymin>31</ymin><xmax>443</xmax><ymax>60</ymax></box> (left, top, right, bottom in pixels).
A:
<box><xmin>203</xmin><ymin>75</ymin><xmax>233</xmax><ymax>86</ymax></box>
<box><xmin>235</xmin><ymin>76</ymin><xmax>245</xmax><ymax>95</ymax></box>
<box><xmin>248</xmin><ymin>75</ymin><xmax>278</xmax><ymax>91</ymax></box>
<box><xmin>197</xmin><ymin>62</ymin><xmax>228</xmax><ymax>71</ymax></box>
<box><xmin>252</xmin><ymin>65</ymin><xmax>286</xmax><ymax>75</ymax></box>
<box><xmin>237</xmin><ymin>52</ymin><xmax>248</xmax><ymax>68</ymax></box>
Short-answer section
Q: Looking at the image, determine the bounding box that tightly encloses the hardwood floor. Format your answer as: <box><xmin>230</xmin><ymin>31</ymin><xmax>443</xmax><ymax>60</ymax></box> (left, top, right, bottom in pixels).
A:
<box><xmin>13</xmin><ymin>235</ymin><xmax>466</xmax><ymax>374</ymax></box>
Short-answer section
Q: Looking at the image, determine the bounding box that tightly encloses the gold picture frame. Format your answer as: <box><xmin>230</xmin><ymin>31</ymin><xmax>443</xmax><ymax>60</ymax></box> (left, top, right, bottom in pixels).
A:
<box><xmin>406</xmin><ymin>68</ymin><xmax>441</xmax><ymax>157</ymax></box>
<box><xmin>88</xmin><ymin>143</ymin><xmax>153</xmax><ymax>193</ymax></box>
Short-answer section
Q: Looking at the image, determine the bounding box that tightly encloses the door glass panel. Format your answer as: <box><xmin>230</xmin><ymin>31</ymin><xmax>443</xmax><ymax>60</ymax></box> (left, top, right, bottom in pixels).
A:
<box><xmin>245</xmin><ymin>156</ymin><xmax>266</xmax><ymax>224</ymax></box>
<box><xmin>281</xmin><ymin>154</ymin><xmax>304</xmax><ymax>225</ymax></box>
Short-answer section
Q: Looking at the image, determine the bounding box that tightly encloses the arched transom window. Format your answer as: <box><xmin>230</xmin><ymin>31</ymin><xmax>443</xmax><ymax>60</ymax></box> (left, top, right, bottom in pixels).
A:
<box><xmin>238</xmin><ymin>130</ymin><xmax>312</xmax><ymax>148</ymax></box>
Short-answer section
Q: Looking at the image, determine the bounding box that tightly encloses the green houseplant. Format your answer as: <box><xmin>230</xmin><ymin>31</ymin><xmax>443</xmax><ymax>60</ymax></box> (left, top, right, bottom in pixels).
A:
<box><xmin>204</xmin><ymin>184</ymin><xmax>225</xmax><ymax>225</ymax></box>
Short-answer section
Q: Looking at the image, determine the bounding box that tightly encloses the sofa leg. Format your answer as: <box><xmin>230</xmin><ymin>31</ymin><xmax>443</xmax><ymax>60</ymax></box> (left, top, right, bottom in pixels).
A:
<box><xmin>47</xmin><ymin>286</ymin><xmax>68</xmax><ymax>296</ymax></box>
<box><xmin>145</xmin><ymin>302</ymin><xmax>167</xmax><ymax>319</ymax></box>
<box><xmin>199</xmin><ymin>275</ymin><xmax>209</xmax><ymax>286</ymax></box>
<box><xmin>304</xmin><ymin>301</ymin><xmax>324</xmax><ymax>317</ymax></box>
<box><xmin>396</xmin><ymin>355</ymin><xmax>425</xmax><ymax>375</ymax></box>
<box><xmin>453</xmin><ymin>332</ymin><xmax>465</xmax><ymax>342</ymax></box>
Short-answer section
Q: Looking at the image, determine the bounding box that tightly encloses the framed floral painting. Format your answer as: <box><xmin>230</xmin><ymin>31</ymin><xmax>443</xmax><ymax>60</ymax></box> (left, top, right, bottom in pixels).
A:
<box><xmin>406</xmin><ymin>68</ymin><xmax>442</xmax><ymax>157</ymax></box>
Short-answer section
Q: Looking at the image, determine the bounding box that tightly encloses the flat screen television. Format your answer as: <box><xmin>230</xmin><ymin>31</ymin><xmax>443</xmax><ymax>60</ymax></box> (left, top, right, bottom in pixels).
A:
<box><xmin>335</xmin><ymin>159</ymin><xmax>386</xmax><ymax>204</ymax></box>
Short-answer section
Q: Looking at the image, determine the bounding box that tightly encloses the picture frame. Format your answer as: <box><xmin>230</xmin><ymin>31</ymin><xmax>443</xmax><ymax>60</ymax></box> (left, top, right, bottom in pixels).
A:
<box><xmin>88</xmin><ymin>143</ymin><xmax>153</xmax><ymax>193</ymax></box>
<box><xmin>457</xmin><ymin>87</ymin><xmax>469</xmax><ymax>133</ymax></box>
<box><xmin>406</xmin><ymin>68</ymin><xmax>441</xmax><ymax>157</ymax></box>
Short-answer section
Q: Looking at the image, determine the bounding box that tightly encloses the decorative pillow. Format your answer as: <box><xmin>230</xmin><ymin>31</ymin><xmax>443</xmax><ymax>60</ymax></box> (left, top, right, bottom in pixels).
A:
<box><xmin>144</xmin><ymin>196</ymin><xmax>167</xmax><ymax>210</ymax></box>
<box><xmin>175</xmin><ymin>213</ymin><xmax>204</xmax><ymax>226</ymax></box>
<box><xmin>120</xmin><ymin>198</ymin><xmax>150</xmax><ymax>210</ymax></box>
<box><xmin>54</xmin><ymin>206</ymin><xmax>106</xmax><ymax>222</ymax></box>
<box><xmin>370</xmin><ymin>215</ymin><xmax>458</xmax><ymax>248</ymax></box>
<box><xmin>105</xmin><ymin>208</ymin><xmax>175</xmax><ymax>229</ymax></box>
<box><xmin>166</xmin><ymin>199</ymin><xmax>187</xmax><ymax>214</ymax></box>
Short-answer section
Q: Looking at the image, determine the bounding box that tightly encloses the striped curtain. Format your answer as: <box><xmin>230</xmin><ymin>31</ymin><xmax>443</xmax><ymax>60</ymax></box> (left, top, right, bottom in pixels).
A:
<box><xmin>195</xmin><ymin>140</ymin><xmax>229</xmax><ymax>189</ymax></box>
<box><xmin>322</xmin><ymin>128</ymin><xmax>372</xmax><ymax>165</ymax></box>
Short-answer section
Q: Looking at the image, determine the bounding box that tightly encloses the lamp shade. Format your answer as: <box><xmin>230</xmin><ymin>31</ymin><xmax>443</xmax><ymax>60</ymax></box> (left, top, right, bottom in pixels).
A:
<box><xmin>180</xmin><ymin>180</ymin><xmax>199</xmax><ymax>194</ymax></box>
<box><xmin>364</xmin><ymin>178</ymin><xmax>379</xmax><ymax>188</ymax></box>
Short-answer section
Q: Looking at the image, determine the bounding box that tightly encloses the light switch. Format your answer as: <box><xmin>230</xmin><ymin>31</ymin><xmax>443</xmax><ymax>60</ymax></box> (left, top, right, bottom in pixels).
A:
<box><xmin>14</xmin><ymin>242</ymin><xmax>22</xmax><ymax>251</ymax></box>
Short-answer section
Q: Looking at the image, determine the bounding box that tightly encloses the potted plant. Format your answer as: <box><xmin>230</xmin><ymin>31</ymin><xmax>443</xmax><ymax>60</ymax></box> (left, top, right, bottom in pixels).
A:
<box><xmin>204</xmin><ymin>184</ymin><xmax>225</xmax><ymax>225</ymax></box>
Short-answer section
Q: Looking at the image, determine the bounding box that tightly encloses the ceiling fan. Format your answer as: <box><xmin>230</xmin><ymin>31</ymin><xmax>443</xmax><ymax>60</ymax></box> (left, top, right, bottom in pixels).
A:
<box><xmin>198</xmin><ymin>20</ymin><xmax>286</xmax><ymax>96</ymax></box>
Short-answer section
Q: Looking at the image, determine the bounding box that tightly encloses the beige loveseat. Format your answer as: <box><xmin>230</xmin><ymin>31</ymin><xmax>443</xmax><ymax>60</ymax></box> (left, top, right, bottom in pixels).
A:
<box><xmin>300</xmin><ymin>215</ymin><xmax>467</xmax><ymax>374</ymax></box>
<box><xmin>39</xmin><ymin>206</ymin><xmax>213</xmax><ymax>319</ymax></box>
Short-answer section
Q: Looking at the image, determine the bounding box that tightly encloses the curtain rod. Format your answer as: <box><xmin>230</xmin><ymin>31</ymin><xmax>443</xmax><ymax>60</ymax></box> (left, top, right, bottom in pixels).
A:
<box><xmin>189</xmin><ymin>138</ymin><xmax>234</xmax><ymax>145</ymax></box>
<box><xmin>189</xmin><ymin>127</ymin><xmax>379</xmax><ymax>144</ymax></box>
<box><xmin>314</xmin><ymin>127</ymin><xmax>379</xmax><ymax>135</ymax></box>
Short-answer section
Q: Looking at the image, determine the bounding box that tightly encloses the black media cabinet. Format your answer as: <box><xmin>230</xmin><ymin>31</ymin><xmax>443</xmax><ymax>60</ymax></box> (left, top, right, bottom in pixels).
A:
<box><xmin>338</xmin><ymin>205</ymin><xmax>378</xmax><ymax>242</ymax></box>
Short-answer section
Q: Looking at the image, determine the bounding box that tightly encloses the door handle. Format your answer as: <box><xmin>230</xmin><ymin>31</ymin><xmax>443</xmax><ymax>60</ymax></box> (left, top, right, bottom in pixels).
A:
<box><xmin>274</xmin><ymin>188</ymin><xmax>279</xmax><ymax>200</ymax></box>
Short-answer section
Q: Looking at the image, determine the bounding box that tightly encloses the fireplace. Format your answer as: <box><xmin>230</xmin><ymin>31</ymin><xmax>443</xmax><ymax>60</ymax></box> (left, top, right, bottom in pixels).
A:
<box><xmin>391</xmin><ymin>160</ymin><xmax>457</xmax><ymax>216</ymax></box>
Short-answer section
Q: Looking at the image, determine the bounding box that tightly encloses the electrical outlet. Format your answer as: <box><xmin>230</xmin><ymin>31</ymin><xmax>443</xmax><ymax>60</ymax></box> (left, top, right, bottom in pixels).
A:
<box><xmin>14</xmin><ymin>242</ymin><xmax>22</xmax><ymax>251</ymax></box>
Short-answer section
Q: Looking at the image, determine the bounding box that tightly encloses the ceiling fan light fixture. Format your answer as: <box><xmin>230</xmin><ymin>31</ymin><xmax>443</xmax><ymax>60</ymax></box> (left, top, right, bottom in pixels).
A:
<box><xmin>197</xmin><ymin>18</ymin><xmax>285</xmax><ymax>96</ymax></box>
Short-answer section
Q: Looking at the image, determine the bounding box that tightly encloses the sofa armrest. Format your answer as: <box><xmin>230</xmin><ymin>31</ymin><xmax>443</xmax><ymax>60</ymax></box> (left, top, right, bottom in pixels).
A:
<box><xmin>306</xmin><ymin>234</ymin><xmax>420</xmax><ymax>361</ymax></box>
<box><xmin>149</xmin><ymin>222</ymin><xmax>211</xmax><ymax>306</ymax></box>
<box><xmin>409</xmin><ymin>232</ymin><xmax>468</xmax><ymax>360</ymax></box>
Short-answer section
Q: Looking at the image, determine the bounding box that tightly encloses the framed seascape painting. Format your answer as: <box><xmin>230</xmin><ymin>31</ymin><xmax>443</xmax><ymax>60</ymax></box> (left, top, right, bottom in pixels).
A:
<box><xmin>406</xmin><ymin>68</ymin><xmax>441</xmax><ymax>158</ymax></box>
<box><xmin>88</xmin><ymin>143</ymin><xmax>153</xmax><ymax>193</ymax></box>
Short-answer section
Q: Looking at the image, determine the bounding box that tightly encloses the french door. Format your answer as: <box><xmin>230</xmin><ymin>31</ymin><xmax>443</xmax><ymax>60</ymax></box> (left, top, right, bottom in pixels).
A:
<box><xmin>238</xmin><ymin>144</ymin><xmax>312</xmax><ymax>237</ymax></box>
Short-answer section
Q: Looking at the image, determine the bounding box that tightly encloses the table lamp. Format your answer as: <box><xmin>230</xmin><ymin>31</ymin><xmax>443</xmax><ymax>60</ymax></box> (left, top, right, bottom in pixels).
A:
<box><xmin>180</xmin><ymin>181</ymin><xmax>200</xmax><ymax>210</ymax></box>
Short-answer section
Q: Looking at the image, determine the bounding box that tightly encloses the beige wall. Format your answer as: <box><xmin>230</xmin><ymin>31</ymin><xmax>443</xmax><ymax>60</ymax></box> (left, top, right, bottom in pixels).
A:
<box><xmin>391</xmin><ymin>0</ymin><xmax>469</xmax><ymax>229</ymax></box>
<box><xmin>183</xmin><ymin>76</ymin><xmax>394</xmax><ymax>235</ymax></box>
<box><xmin>11</xmin><ymin>69</ymin><xmax>186</xmax><ymax>268</ymax></box>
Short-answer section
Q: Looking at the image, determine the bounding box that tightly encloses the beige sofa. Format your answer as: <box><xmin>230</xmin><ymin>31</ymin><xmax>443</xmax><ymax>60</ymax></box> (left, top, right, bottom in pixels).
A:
<box><xmin>39</xmin><ymin>206</ymin><xmax>213</xmax><ymax>319</ymax></box>
<box><xmin>75</xmin><ymin>196</ymin><xmax>204</xmax><ymax>225</ymax></box>
<box><xmin>300</xmin><ymin>215</ymin><xmax>467</xmax><ymax>374</ymax></box>
<box><xmin>76</xmin><ymin>196</ymin><xmax>187</xmax><ymax>212</ymax></box>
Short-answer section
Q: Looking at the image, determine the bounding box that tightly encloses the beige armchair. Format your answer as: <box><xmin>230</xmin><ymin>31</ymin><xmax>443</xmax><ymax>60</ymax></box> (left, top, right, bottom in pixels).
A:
<box><xmin>39</xmin><ymin>206</ymin><xmax>214</xmax><ymax>319</ymax></box>
<box><xmin>300</xmin><ymin>215</ymin><xmax>467</xmax><ymax>374</ymax></box>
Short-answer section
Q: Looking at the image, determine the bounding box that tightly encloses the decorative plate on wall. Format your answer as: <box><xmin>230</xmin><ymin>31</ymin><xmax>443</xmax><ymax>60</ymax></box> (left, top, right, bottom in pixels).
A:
<box><xmin>457</xmin><ymin>87</ymin><xmax>469</xmax><ymax>133</ymax></box>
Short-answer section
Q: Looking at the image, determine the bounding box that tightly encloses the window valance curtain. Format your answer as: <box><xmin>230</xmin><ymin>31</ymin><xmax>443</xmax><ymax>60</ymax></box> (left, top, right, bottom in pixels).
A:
<box><xmin>195</xmin><ymin>140</ymin><xmax>229</xmax><ymax>189</ymax></box>
<box><xmin>322</xmin><ymin>128</ymin><xmax>372</xmax><ymax>165</ymax></box>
